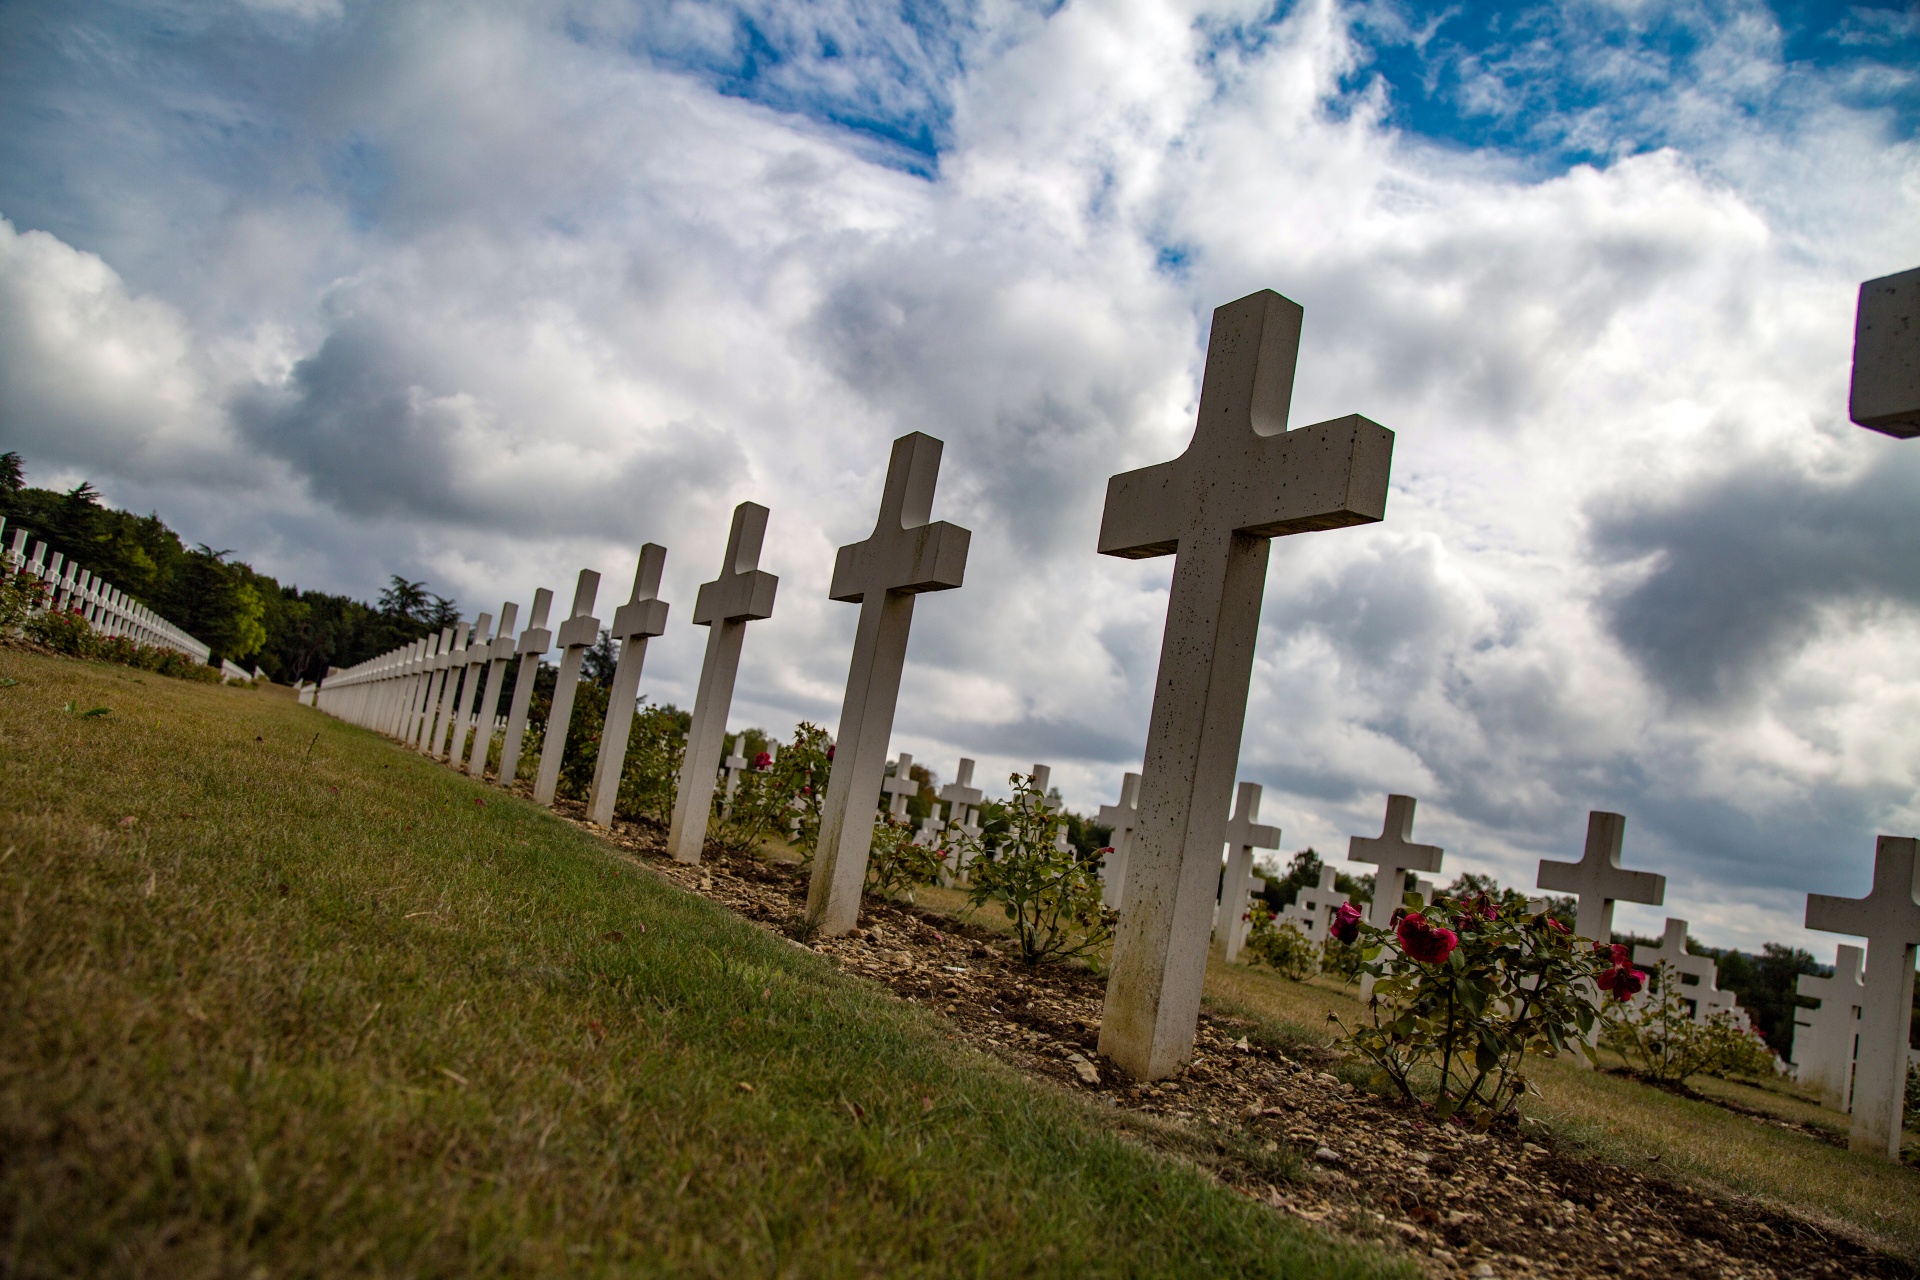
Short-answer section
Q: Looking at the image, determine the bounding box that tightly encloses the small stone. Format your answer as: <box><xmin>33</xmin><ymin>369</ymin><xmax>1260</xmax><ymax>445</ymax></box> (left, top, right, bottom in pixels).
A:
<box><xmin>1522</xmin><ymin>1142</ymin><xmax>1546</xmax><ymax>1156</ymax></box>
<box><xmin>1470</xmin><ymin>1265</ymin><xmax>1495</xmax><ymax>1279</ymax></box>
<box><xmin>1313</xmin><ymin>1147</ymin><xmax>1340</xmax><ymax>1164</ymax></box>
<box><xmin>1072</xmin><ymin>1059</ymin><xmax>1100</xmax><ymax>1086</ymax></box>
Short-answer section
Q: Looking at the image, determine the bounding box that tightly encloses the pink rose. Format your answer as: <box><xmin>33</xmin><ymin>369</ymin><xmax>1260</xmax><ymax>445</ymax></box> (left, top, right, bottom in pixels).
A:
<box><xmin>1396</xmin><ymin>912</ymin><xmax>1459</xmax><ymax>964</ymax></box>
<box><xmin>1331</xmin><ymin>901</ymin><xmax>1364</xmax><ymax>944</ymax></box>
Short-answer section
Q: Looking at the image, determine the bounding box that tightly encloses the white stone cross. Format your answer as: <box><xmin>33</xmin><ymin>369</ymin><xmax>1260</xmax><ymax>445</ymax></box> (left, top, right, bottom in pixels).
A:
<box><xmin>496</xmin><ymin>588</ymin><xmax>553</xmax><ymax>787</ymax></box>
<box><xmin>936</xmin><ymin>758</ymin><xmax>985</xmax><ymax>885</ymax></box>
<box><xmin>1348</xmin><ymin>794</ymin><xmax>1443</xmax><ymax>999</ymax></box>
<box><xmin>465</xmin><ymin>600</ymin><xmax>518</xmax><ymax>778</ymax></box>
<box><xmin>1806</xmin><ymin>835</ymin><xmax>1920</xmax><ymax>1158</ymax></box>
<box><xmin>881</xmin><ymin>751</ymin><xmax>918</xmax><ymax>817</ymax></box>
<box><xmin>1850</xmin><ymin>265</ymin><xmax>1920</xmax><ymax>437</ymax></box>
<box><xmin>1632</xmin><ymin>919</ymin><xmax>1738</xmax><ymax>1023</ymax></box>
<box><xmin>1097</xmin><ymin>771</ymin><xmax>1143</xmax><ymax>911</ymax></box>
<box><xmin>418</xmin><ymin>625</ymin><xmax>460</xmax><ymax>751</ymax></box>
<box><xmin>534</xmin><ymin>570</ymin><xmax>603</xmax><ymax>807</ymax></box>
<box><xmin>720</xmin><ymin>736</ymin><xmax>750</xmax><ymax>812</ymax></box>
<box><xmin>806</xmin><ymin>432</ymin><xmax>970</xmax><ymax>935</ymax></box>
<box><xmin>1219</xmin><ymin>782</ymin><xmax>1281</xmax><ymax>963</ymax></box>
<box><xmin>1281</xmin><ymin>865</ymin><xmax>1343</xmax><ymax>941</ymax></box>
<box><xmin>1096</xmin><ymin>289</ymin><xmax>1394</xmax><ymax>1080</ymax></box>
<box><xmin>1349</xmin><ymin>795</ymin><xmax>1444</xmax><ymax>931</ymax></box>
<box><xmin>587</xmin><ymin>546</ymin><xmax>670</xmax><ymax>827</ymax></box>
<box><xmin>1536</xmin><ymin>811</ymin><xmax>1666</xmax><ymax>944</ymax></box>
<box><xmin>1793</xmin><ymin>944</ymin><xmax>1865</xmax><ymax>1111</ymax></box>
<box><xmin>437</xmin><ymin>613</ymin><xmax>491</xmax><ymax>761</ymax></box>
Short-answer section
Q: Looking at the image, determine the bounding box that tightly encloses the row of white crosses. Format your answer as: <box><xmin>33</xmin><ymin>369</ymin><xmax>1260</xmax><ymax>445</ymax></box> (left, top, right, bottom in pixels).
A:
<box><xmin>314</xmin><ymin>504</ymin><xmax>778</xmax><ymax>866</ymax></box>
<box><xmin>0</xmin><ymin>518</ymin><xmax>218</xmax><ymax>664</ymax></box>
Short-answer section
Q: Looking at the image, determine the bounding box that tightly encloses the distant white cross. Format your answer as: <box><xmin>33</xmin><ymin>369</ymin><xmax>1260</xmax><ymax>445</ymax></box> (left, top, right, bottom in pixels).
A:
<box><xmin>881</xmin><ymin>752</ymin><xmax>919</xmax><ymax>817</ymax></box>
<box><xmin>668</xmin><ymin>503</ymin><xmax>778</xmax><ymax>863</ymax></box>
<box><xmin>1632</xmin><ymin>919</ymin><xmax>1739</xmax><ymax>1023</ymax></box>
<box><xmin>806</xmin><ymin>432</ymin><xmax>970</xmax><ymax>935</ymax></box>
<box><xmin>1806</xmin><ymin>835</ymin><xmax>1920</xmax><ymax>1159</ymax></box>
<box><xmin>1348</xmin><ymin>795</ymin><xmax>1444</xmax><ymax>931</ymax></box>
<box><xmin>587</xmin><ymin>546</ymin><xmax>670</xmax><ymax>828</ymax></box>
<box><xmin>1097</xmin><ymin>772</ymin><xmax>1143</xmax><ymax>912</ymax></box>
<box><xmin>1219</xmin><ymin>782</ymin><xmax>1280</xmax><ymax>964</ymax></box>
<box><xmin>533</xmin><ymin>570</ymin><xmax>602</xmax><ymax>807</ymax></box>
<box><xmin>1281</xmin><ymin>865</ymin><xmax>1344</xmax><ymax>941</ymax></box>
<box><xmin>1793</xmin><ymin>944</ymin><xmax>1865</xmax><ymax>1111</ymax></box>
<box><xmin>1096</xmin><ymin>289</ymin><xmax>1394</xmax><ymax>1080</ymax></box>
<box><xmin>496</xmin><ymin>588</ymin><xmax>554</xmax><ymax>787</ymax></box>
<box><xmin>937</xmin><ymin>758</ymin><xmax>985</xmax><ymax>885</ymax></box>
<box><xmin>1536</xmin><ymin>811</ymin><xmax>1666</xmax><ymax>944</ymax></box>
<box><xmin>465</xmin><ymin>600</ymin><xmax>519</xmax><ymax>778</ymax></box>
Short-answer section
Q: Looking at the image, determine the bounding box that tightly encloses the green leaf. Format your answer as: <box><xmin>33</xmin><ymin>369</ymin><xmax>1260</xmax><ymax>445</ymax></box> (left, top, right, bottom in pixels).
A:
<box><xmin>0</xmin><ymin>678</ymin><xmax>17</xmax><ymax>688</ymax></box>
<box><xmin>82</xmin><ymin>707</ymin><xmax>111</xmax><ymax>719</ymax></box>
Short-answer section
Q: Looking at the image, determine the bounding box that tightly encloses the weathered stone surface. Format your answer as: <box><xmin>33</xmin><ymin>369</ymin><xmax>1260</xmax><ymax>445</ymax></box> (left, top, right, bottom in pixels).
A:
<box><xmin>1536</xmin><ymin>811</ymin><xmax>1665</xmax><ymax>945</ymax></box>
<box><xmin>1850</xmin><ymin>265</ymin><xmax>1920</xmax><ymax>437</ymax></box>
<box><xmin>1792</xmin><ymin>944</ymin><xmax>1863</xmax><ymax>1110</ymax></box>
<box><xmin>1097</xmin><ymin>289</ymin><xmax>1394</xmax><ymax>1081</ymax></box>
<box><xmin>806</xmin><ymin>433</ymin><xmax>970</xmax><ymax>935</ymax></box>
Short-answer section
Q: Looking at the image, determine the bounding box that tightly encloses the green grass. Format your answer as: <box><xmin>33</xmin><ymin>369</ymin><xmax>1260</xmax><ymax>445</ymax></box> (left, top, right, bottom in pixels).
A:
<box><xmin>0</xmin><ymin>649</ymin><xmax>1411</xmax><ymax>1279</ymax></box>
<box><xmin>1195</xmin><ymin>950</ymin><xmax>1920</xmax><ymax>1261</ymax></box>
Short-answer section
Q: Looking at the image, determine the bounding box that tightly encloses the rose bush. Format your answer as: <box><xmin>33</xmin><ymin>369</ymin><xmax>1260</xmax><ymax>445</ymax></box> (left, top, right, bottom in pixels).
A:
<box><xmin>1601</xmin><ymin>961</ymin><xmax>1781</xmax><ymax>1085</ymax></box>
<box><xmin>949</xmin><ymin>772</ymin><xmax>1112</xmax><ymax>967</ymax></box>
<box><xmin>1334</xmin><ymin>890</ymin><xmax>1620</xmax><ymax>1125</ymax></box>
<box><xmin>1241</xmin><ymin>903</ymin><xmax>1319</xmax><ymax>979</ymax></box>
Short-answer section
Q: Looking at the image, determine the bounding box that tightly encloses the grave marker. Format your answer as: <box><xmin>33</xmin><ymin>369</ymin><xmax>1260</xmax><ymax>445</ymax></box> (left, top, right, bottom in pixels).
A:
<box><xmin>534</xmin><ymin>571</ymin><xmax>602</xmax><ymax>807</ymax></box>
<box><xmin>1097</xmin><ymin>772</ymin><xmax>1143</xmax><ymax>911</ymax></box>
<box><xmin>1793</xmin><ymin>945</ymin><xmax>1865</xmax><ymax>1111</ymax></box>
<box><xmin>1536</xmin><ymin>811</ymin><xmax>1666</xmax><ymax>944</ymax></box>
<box><xmin>497</xmin><ymin>588</ymin><xmax>555</xmax><ymax>785</ymax></box>
<box><xmin>1632</xmin><ymin>919</ymin><xmax>1739</xmax><ymax>1022</ymax></box>
<box><xmin>1219</xmin><ymin>782</ymin><xmax>1280</xmax><ymax>963</ymax></box>
<box><xmin>721</xmin><ymin>737</ymin><xmax>750</xmax><ymax>812</ymax></box>
<box><xmin>1348</xmin><ymin>794</ymin><xmax>1444</xmax><ymax>998</ymax></box>
<box><xmin>664</xmin><ymin>503</ymin><xmax>779</xmax><ymax>861</ymax></box>
<box><xmin>882</xmin><ymin>752</ymin><xmax>919</xmax><ymax>817</ymax></box>
<box><xmin>587</xmin><ymin>547</ymin><xmax>670</xmax><ymax>827</ymax></box>
<box><xmin>413</xmin><ymin>629</ymin><xmax>452</xmax><ymax>748</ymax></box>
<box><xmin>466</xmin><ymin>601</ymin><xmax>519</xmax><ymax>778</ymax></box>
<box><xmin>451</xmin><ymin>612</ymin><xmax>495</xmax><ymax>762</ymax></box>
<box><xmin>427</xmin><ymin>621</ymin><xmax>471</xmax><ymax>758</ymax></box>
<box><xmin>937</xmin><ymin>758</ymin><xmax>985</xmax><ymax>885</ymax></box>
<box><xmin>805</xmin><ymin>432</ymin><xmax>970</xmax><ymax>935</ymax></box>
<box><xmin>1098</xmin><ymin>289</ymin><xmax>1393</xmax><ymax>1079</ymax></box>
<box><xmin>1281</xmin><ymin>865</ymin><xmax>1344</xmax><ymax>941</ymax></box>
<box><xmin>1806</xmin><ymin>835</ymin><xmax>1920</xmax><ymax>1159</ymax></box>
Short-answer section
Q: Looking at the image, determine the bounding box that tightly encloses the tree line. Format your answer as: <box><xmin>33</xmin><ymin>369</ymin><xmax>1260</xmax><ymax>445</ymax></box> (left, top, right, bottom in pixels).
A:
<box><xmin>0</xmin><ymin>452</ymin><xmax>458</xmax><ymax>681</ymax></box>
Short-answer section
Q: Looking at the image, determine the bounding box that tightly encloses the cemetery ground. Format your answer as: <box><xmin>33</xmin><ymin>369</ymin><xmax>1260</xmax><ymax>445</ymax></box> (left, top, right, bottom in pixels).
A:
<box><xmin>590</xmin><ymin>834</ymin><xmax>1920</xmax><ymax>1279</ymax></box>
<box><xmin>0</xmin><ymin>650</ymin><xmax>1419</xmax><ymax>1279</ymax></box>
<box><xmin>4</xmin><ymin>653</ymin><xmax>1912</xmax><ymax>1280</ymax></box>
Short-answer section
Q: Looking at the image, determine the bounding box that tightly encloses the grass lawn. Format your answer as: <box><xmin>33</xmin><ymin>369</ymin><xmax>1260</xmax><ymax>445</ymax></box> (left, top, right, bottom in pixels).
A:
<box><xmin>1195</xmin><ymin>955</ymin><xmax>1920</xmax><ymax>1262</ymax></box>
<box><xmin>0</xmin><ymin>648</ymin><xmax>1412</xmax><ymax>1279</ymax></box>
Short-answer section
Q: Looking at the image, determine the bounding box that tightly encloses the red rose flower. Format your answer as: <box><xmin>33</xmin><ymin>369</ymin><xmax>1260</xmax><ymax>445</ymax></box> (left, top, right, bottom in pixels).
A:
<box><xmin>1595</xmin><ymin>965</ymin><xmax>1645</xmax><ymax>1000</ymax></box>
<box><xmin>1331</xmin><ymin>901</ymin><xmax>1364</xmax><ymax>944</ymax></box>
<box><xmin>1544</xmin><ymin>917</ymin><xmax>1571</xmax><ymax>935</ymax></box>
<box><xmin>753</xmin><ymin>751</ymin><xmax>772</xmax><ymax>770</ymax></box>
<box><xmin>1396</xmin><ymin>912</ymin><xmax>1459</xmax><ymax>964</ymax></box>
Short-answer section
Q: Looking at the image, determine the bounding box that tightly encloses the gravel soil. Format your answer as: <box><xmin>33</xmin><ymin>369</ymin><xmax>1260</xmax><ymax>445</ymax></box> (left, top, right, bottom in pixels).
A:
<box><xmin>556</xmin><ymin>803</ymin><xmax>1910</xmax><ymax>1280</ymax></box>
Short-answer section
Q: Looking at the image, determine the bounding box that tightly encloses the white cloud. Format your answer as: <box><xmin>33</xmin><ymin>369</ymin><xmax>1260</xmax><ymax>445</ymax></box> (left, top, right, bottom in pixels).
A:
<box><xmin>1</xmin><ymin>0</ymin><xmax>1917</xmax><ymax>957</ymax></box>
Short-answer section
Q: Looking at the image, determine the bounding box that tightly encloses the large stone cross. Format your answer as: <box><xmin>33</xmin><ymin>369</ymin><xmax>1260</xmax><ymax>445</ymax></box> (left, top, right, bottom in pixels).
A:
<box><xmin>1806</xmin><ymin>835</ymin><xmax>1920</xmax><ymax>1158</ymax></box>
<box><xmin>806</xmin><ymin>432</ymin><xmax>971</xmax><ymax>934</ymax></box>
<box><xmin>1792</xmin><ymin>944</ymin><xmax>1865</xmax><ymax>1111</ymax></box>
<box><xmin>587</xmin><ymin>546</ymin><xmax>670</xmax><ymax>827</ymax></box>
<box><xmin>1536</xmin><ymin>811</ymin><xmax>1666</xmax><ymax>944</ymax></box>
<box><xmin>1219</xmin><ymin>781</ymin><xmax>1280</xmax><ymax>963</ymax></box>
<box><xmin>1098</xmin><ymin>772</ymin><xmax>1143</xmax><ymax>911</ymax></box>
<box><xmin>1349</xmin><ymin>795</ymin><xmax>1444</xmax><ymax>930</ymax></box>
<box><xmin>668</xmin><ymin>503</ymin><xmax>779</xmax><ymax>862</ymax></box>
<box><xmin>466</xmin><ymin>600</ymin><xmax>519</xmax><ymax>778</ymax></box>
<box><xmin>1097</xmin><ymin>289</ymin><xmax>1394</xmax><ymax>1080</ymax></box>
<box><xmin>497</xmin><ymin>588</ymin><xmax>553</xmax><ymax>786</ymax></box>
<box><xmin>534</xmin><ymin>570</ymin><xmax>602</xmax><ymax>806</ymax></box>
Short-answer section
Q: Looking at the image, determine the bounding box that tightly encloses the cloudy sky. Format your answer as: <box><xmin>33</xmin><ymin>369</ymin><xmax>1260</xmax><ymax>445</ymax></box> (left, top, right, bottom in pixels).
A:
<box><xmin>3</xmin><ymin>0</ymin><xmax>1917</xmax><ymax>955</ymax></box>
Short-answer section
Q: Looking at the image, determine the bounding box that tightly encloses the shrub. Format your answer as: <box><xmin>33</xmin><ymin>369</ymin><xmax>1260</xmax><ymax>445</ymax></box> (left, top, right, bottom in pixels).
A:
<box><xmin>953</xmin><ymin>772</ymin><xmax>1112</xmax><ymax>967</ymax></box>
<box><xmin>863</xmin><ymin>814</ymin><xmax>948</xmax><ymax>902</ymax></box>
<box><xmin>614</xmin><ymin>701</ymin><xmax>688</xmax><ymax>826</ymax></box>
<box><xmin>1242</xmin><ymin>904</ymin><xmax>1319</xmax><ymax>979</ymax></box>
<box><xmin>0</xmin><ymin>568</ymin><xmax>48</xmax><ymax>630</ymax></box>
<box><xmin>1320</xmin><ymin>934</ymin><xmax>1366</xmax><ymax>985</ymax></box>
<box><xmin>24</xmin><ymin>608</ymin><xmax>95</xmax><ymax>657</ymax></box>
<box><xmin>1334</xmin><ymin>893</ymin><xmax>1616</xmax><ymax>1125</ymax></box>
<box><xmin>1602</xmin><ymin>962</ymin><xmax>1782</xmax><ymax>1085</ymax></box>
<box><xmin>712</xmin><ymin>723</ymin><xmax>831</xmax><ymax>857</ymax></box>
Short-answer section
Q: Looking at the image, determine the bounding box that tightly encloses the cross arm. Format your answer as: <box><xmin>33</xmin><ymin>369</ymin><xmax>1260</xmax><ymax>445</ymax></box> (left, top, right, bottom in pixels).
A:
<box><xmin>611</xmin><ymin>599</ymin><xmax>669</xmax><ymax>640</ymax></box>
<box><xmin>555</xmin><ymin>615</ymin><xmax>602</xmax><ymax>649</ymax></box>
<box><xmin>1098</xmin><ymin>459</ymin><xmax>1182</xmax><ymax>559</ymax></box>
<box><xmin>829</xmin><ymin>522</ymin><xmax>970</xmax><ymax>602</ymax></box>
<box><xmin>1233</xmin><ymin>416</ymin><xmax>1394</xmax><ymax>537</ymax></box>
<box><xmin>693</xmin><ymin>569</ymin><xmax>778</xmax><ymax>624</ymax></box>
